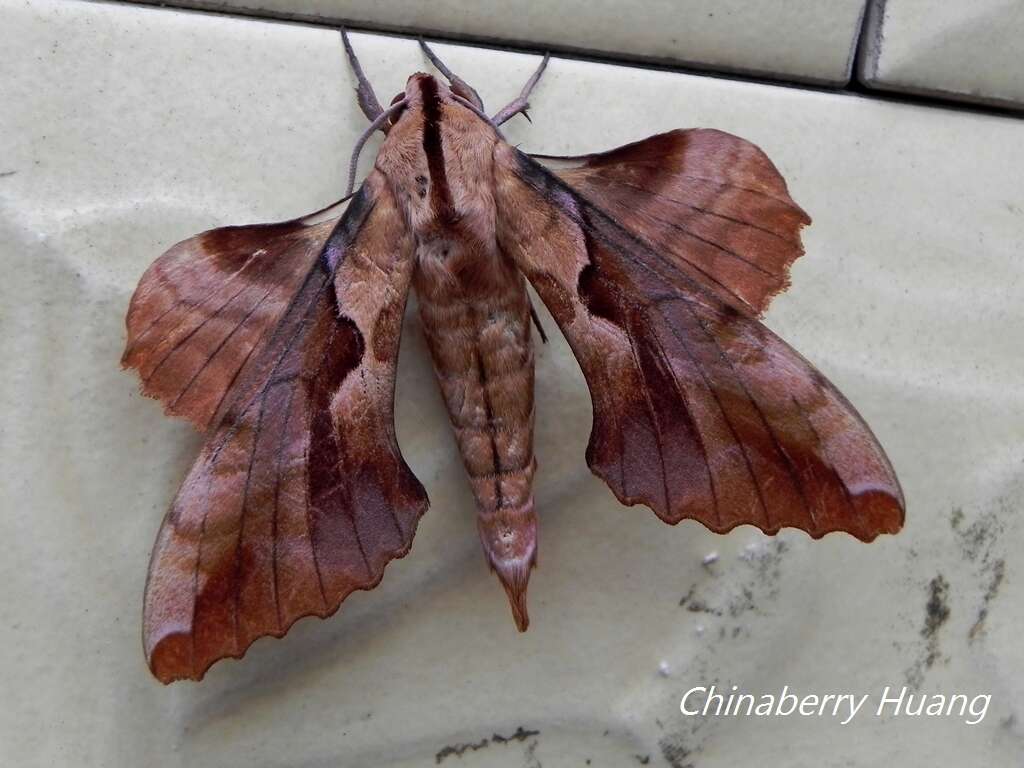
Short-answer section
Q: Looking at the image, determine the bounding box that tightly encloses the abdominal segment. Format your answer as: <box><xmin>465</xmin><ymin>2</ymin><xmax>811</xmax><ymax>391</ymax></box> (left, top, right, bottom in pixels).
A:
<box><xmin>414</xmin><ymin>244</ymin><xmax>539</xmax><ymax>630</ymax></box>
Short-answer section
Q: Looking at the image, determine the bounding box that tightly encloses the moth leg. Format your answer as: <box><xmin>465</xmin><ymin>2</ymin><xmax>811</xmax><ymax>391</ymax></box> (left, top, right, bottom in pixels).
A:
<box><xmin>492</xmin><ymin>53</ymin><xmax>549</xmax><ymax>126</ymax></box>
<box><xmin>341</xmin><ymin>29</ymin><xmax>386</xmax><ymax>124</ymax></box>
<box><xmin>346</xmin><ymin>99</ymin><xmax>408</xmax><ymax>196</ymax></box>
<box><xmin>419</xmin><ymin>39</ymin><xmax>486</xmax><ymax>112</ymax></box>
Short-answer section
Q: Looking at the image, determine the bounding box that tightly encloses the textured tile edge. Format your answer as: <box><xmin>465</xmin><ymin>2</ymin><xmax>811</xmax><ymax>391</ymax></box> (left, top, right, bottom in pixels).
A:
<box><xmin>855</xmin><ymin>0</ymin><xmax>1024</xmax><ymax>113</ymax></box>
<box><xmin>858</xmin><ymin>77</ymin><xmax>1024</xmax><ymax>113</ymax></box>
<box><xmin>115</xmin><ymin>0</ymin><xmax>856</xmax><ymax>87</ymax></box>
<box><xmin>855</xmin><ymin>0</ymin><xmax>887</xmax><ymax>83</ymax></box>
<box><xmin>839</xmin><ymin>0</ymin><xmax>870</xmax><ymax>86</ymax></box>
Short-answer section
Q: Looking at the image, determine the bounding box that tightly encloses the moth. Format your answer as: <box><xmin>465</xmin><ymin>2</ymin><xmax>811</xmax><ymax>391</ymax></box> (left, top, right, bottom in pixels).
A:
<box><xmin>123</xmin><ymin>34</ymin><xmax>904</xmax><ymax>683</ymax></box>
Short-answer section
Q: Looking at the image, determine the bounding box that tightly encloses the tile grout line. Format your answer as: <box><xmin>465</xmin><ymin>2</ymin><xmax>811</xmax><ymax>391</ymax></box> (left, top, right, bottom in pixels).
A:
<box><xmin>97</xmin><ymin>0</ymin><xmax>1023</xmax><ymax>120</ymax></box>
<box><xmin>852</xmin><ymin>0</ymin><xmax>1024</xmax><ymax>113</ymax></box>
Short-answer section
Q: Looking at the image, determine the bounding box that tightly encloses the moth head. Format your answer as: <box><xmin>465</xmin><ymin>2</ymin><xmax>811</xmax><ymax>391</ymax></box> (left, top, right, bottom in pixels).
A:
<box><xmin>406</xmin><ymin>72</ymin><xmax>457</xmax><ymax>104</ymax></box>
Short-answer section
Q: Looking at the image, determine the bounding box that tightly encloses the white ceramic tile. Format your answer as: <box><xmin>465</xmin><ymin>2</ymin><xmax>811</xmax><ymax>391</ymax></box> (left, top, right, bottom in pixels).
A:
<box><xmin>859</xmin><ymin>0</ymin><xmax>1024</xmax><ymax>109</ymax></box>
<box><xmin>3</xmin><ymin>1</ymin><xmax>1024</xmax><ymax>767</ymax></box>
<box><xmin>125</xmin><ymin>0</ymin><xmax>869</xmax><ymax>85</ymax></box>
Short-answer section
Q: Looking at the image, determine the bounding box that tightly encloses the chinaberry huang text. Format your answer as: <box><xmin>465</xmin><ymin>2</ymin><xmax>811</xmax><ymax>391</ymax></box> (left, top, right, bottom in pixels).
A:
<box><xmin>680</xmin><ymin>685</ymin><xmax>990</xmax><ymax>726</ymax></box>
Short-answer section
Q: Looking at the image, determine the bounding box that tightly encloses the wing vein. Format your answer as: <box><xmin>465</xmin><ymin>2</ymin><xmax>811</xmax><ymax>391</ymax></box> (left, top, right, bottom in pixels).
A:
<box><xmin>168</xmin><ymin>283</ymin><xmax>278</xmax><ymax>410</ymax></box>
<box><xmin>631</xmin><ymin>202</ymin><xmax>777</xmax><ymax>277</ymax></box>
<box><xmin>209</xmin><ymin>268</ymin><xmax>331</xmax><ymax>462</ymax></box>
<box><xmin>231</xmin><ymin>384</ymin><xmax>270</xmax><ymax>648</ymax></box>
<box><xmin>625</xmin><ymin>321</ymin><xmax>672</xmax><ymax>514</ymax></box>
<box><xmin>639</xmin><ymin>311</ymin><xmax>720</xmax><ymax>526</ymax></box>
<box><xmin>672</xmin><ymin>298</ymin><xmax>814</xmax><ymax>531</ymax></box>
<box><xmin>567</xmin><ymin>186</ymin><xmax>753</xmax><ymax>311</ymax></box>
<box><xmin>270</xmin><ymin>382</ymin><xmax>296</xmax><ymax>631</ymax></box>
<box><xmin>596</xmin><ymin>161</ymin><xmax>800</xmax><ymax>206</ymax></box>
<box><xmin>128</xmin><ymin>241</ymin><xmax>271</xmax><ymax>349</ymax></box>
<box><xmin>301</xmin><ymin>429</ymin><xmax>329</xmax><ymax>607</ymax></box>
<box><xmin>357</xmin><ymin>368</ymin><xmax>406</xmax><ymax>542</ymax></box>
<box><xmin>789</xmin><ymin>393</ymin><xmax>858</xmax><ymax>521</ymax></box>
<box><xmin>589</xmin><ymin>175</ymin><xmax>801</xmax><ymax>245</ymax></box>
<box><xmin>142</xmin><ymin>281</ymin><xmax>250</xmax><ymax>384</ymax></box>
<box><xmin>651</xmin><ymin>302</ymin><xmax>767</xmax><ymax>526</ymax></box>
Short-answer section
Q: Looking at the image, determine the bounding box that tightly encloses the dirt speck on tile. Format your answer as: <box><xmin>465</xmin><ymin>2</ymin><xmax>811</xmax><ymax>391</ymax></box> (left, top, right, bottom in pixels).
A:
<box><xmin>905</xmin><ymin>573</ymin><xmax>951</xmax><ymax>688</ymax></box>
<box><xmin>435</xmin><ymin>726</ymin><xmax>541</xmax><ymax>764</ymax></box>
<box><xmin>659</xmin><ymin>734</ymin><xmax>696</xmax><ymax>768</ymax></box>
<box><xmin>968</xmin><ymin>558</ymin><xmax>1006</xmax><ymax>643</ymax></box>
<box><xmin>951</xmin><ymin>506</ymin><xmax>1009</xmax><ymax>644</ymax></box>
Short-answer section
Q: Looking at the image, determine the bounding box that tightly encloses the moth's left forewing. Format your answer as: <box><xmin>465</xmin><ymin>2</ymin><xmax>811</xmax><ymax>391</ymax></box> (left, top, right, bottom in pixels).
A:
<box><xmin>142</xmin><ymin>172</ymin><xmax>427</xmax><ymax>683</ymax></box>
<box><xmin>493</xmin><ymin>142</ymin><xmax>904</xmax><ymax>541</ymax></box>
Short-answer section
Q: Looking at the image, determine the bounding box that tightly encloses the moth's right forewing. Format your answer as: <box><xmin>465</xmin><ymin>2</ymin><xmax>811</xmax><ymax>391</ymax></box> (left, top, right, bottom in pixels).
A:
<box><xmin>494</xmin><ymin>143</ymin><xmax>904</xmax><ymax>542</ymax></box>
<box><xmin>535</xmin><ymin>129</ymin><xmax>812</xmax><ymax>316</ymax></box>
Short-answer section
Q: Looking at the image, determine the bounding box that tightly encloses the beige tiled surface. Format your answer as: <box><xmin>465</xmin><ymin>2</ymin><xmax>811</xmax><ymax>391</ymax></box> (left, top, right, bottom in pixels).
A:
<box><xmin>3</xmin><ymin>1</ymin><xmax>1024</xmax><ymax>766</ymax></box>
<box><xmin>127</xmin><ymin>0</ymin><xmax>870</xmax><ymax>85</ymax></box>
<box><xmin>859</xmin><ymin>0</ymin><xmax>1024</xmax><ymax>109</ymax></box>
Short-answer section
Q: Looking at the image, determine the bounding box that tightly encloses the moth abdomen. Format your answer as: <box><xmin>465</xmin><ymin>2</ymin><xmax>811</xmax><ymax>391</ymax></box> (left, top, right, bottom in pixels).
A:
<box><xmin>414</xmin><ymin>222</ymin><xmax>540</xmax><ymax>629</ymax></box>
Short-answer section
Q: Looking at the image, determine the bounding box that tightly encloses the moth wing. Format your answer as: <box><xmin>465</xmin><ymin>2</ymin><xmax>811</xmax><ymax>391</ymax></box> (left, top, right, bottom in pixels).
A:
<box><xmin>496</xmin><ymin>143</ymin><xmax>904</xmax><ymax>540</ymax></box>
<box><xmin>123</xmin><ymin>198</ymin><xmax>347</xmax><ymax>430</ymax></box>
<box><xmin>534</xmin><ymin>129</ymin><xmax>811</xmax><ymax>315</ymax></box>
<box><xmin>142</xmin><ymin>173</ymin><xmax>428</xmax><ymax>683</ymax></box>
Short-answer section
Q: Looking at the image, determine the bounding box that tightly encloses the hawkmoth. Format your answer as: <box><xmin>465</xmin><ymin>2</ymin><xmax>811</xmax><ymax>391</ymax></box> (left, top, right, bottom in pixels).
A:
<box><xmin>123</xmin><ymin>33</ymin><xmax>904</xmax><ymax>683</ymax></box>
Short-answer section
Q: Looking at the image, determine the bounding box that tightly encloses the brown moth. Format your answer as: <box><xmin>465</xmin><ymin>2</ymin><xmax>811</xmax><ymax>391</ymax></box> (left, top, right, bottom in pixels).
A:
<box><xmin>123</xmin><ymin>34</ymin><xmax>904</xmax><ymax>683</ymax></box>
